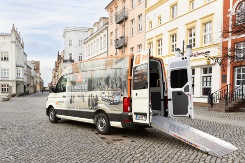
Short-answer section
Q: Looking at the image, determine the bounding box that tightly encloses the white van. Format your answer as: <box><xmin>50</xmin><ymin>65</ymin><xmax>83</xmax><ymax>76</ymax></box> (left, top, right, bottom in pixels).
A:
<box><xmin>45</xmin><ymin>49</ymin><xmax>238</xmax><ymax>157</ymax></box>
<box><xmin>46</xmin><ymin>50</ymin><xmax>193</xmax><ymax>134</ymax></box>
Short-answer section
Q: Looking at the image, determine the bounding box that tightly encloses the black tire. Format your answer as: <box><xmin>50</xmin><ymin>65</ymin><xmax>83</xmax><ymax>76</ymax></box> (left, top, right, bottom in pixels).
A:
<box><xmin>95</xmin><ymin>113</ymin><xmax>110</xmax><ymax>135</ymax></box>
<box><xmin>49</xmin><ymin>107</ymin><xmax>58</xmax><ymax>123</ymax></box>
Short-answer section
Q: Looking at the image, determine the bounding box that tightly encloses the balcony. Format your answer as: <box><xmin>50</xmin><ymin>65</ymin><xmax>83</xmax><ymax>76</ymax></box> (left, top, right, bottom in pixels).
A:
<box><xmin>115</xmin><ymin>8</ymin><xmax>128</xmax><ymax>24</ymax></box>
<box><xmin>115</xmin><ymin>36</ymin><xmax>127</xmax><ymax>49</ymax></box>
<box><xmin>63</xmin><ymin>59</ymin><xmax>74</xmax><ymax>63</ymax></box>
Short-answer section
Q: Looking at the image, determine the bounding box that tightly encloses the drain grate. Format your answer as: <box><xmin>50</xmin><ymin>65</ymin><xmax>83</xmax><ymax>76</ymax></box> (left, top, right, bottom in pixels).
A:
<box><xmin>91</xmin><ymin>130</ymin><xmax>133</xmax><ymax>144</ymax></box>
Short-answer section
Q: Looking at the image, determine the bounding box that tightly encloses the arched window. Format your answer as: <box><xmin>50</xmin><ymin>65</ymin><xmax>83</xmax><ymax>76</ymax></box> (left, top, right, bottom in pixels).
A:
<box><xmin>236</xmin><ymin>1</ymin><xmax>245</xmax><ymax>24</ymax></box>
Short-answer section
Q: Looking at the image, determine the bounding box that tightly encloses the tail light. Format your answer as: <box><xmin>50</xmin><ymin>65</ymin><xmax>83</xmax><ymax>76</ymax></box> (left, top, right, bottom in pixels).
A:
<box><xmin>123</xmin><ymin>97</ymin><xmax>131</xmax><ymax>112</ymax></box>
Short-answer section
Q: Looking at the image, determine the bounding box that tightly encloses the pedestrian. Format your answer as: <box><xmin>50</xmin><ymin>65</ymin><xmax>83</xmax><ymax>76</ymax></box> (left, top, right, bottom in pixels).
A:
<box><xmin>42</xmin><ymin>89</ymin><xmax>43</xmax><ymax>94</ymax></box>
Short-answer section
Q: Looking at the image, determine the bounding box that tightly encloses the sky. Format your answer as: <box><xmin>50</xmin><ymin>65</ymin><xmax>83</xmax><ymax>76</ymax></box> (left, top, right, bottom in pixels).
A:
<box><xmin>0</xmin><ymin>0</ymin><xmax>112</xmax><ymax>86</ymax></box>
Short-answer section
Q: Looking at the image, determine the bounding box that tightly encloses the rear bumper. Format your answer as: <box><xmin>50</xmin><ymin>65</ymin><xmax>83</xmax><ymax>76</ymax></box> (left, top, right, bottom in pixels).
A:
<box><xmin>121</xmin><ymin>112</ymin><xmax>148</xmax><ymax>128</ymax></box>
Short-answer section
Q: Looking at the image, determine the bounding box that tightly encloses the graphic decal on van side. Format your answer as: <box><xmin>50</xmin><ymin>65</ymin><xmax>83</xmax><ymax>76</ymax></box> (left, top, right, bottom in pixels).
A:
<box><xmin>62</xmin><ymin>56</ymin><xmax>129</xmax><ymax>112</ymax></box>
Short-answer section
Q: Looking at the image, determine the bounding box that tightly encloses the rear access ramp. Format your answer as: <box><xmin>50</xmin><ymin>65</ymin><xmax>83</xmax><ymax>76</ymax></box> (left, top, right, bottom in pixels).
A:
<box><xmin>151</xmin><ymin>116</ymin><xmax>238</xmax><ymax>157</ymax></box>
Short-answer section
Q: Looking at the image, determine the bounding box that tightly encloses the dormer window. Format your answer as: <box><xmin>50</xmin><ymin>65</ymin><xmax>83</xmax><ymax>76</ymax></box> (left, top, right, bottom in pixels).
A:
<box><xmin>236</xmin><ymin>2</ymin><xmax>245</xmax><ymax>25</ymax></box>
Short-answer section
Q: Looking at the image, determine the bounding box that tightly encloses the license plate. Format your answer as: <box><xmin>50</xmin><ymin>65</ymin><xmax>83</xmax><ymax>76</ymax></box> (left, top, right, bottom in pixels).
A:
<box><xmin>136</xmin><ymin>114</ymin><xmax>147</xmax><ymax>121</ymax></box>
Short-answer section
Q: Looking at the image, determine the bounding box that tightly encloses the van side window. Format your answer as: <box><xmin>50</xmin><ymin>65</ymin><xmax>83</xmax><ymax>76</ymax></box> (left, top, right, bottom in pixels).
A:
<box><xmin>133</xmin><ymin>63</ymin><xmax>148</xmax><ymax>90</ymax></box>
<box><xmin>170</xmin><ymin>69</ymin><xmax>188</xmax><ymax>88</ymax></box>
<box><xmin>56</xmin><ymin>76</ymin><xmax>67</xmax><ymax>93</ymax></box>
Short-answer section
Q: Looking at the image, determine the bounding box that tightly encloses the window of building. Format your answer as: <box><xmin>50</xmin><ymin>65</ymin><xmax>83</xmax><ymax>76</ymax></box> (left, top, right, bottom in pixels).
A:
<box><xmin>79</xmin><ymin>40</ymin><xmax>83</xmax><ymax>46</ymax></box>
<box><xmin>131</xmin><ymin>0</ymin><xmax>135</xmax><ymax>8</ymax></box>
<box><xmin>121</xmin><ymin>24</ymin><xmax>125</xmax><ymax>36</ymax></box>
<box><xmin>137</xmin><ymin>44</ymin><xmax>142</xmax><ymax>52</ymax></box>
<box><xmin>1</xmin><ymin>68</ymin><xmax>9</xmax><ymax>78</ymax></box>
<box><xmin>110</xmin><ymin>32</ymin><xmax>113</xmax><ymax>45</ymax></box>
<box><xmin>235</xmin><ymin>67</ymin><xmax>245</xmax><ymax>86</ymax></box>
<box><xmin>110</xmin><ymin>10</ymin><xmax>113</xmax><ymax>23</ymax></box>
<box><xmin>78</xmin><ymin>53</ymin><xmax>83</xmax><ymax>61</ymax></box>
<box><xmin>131</xmin><ymin>19</ymin><xmax>135</xmax><ymax>35</ymax></box>
<box><xmin>121</xmin><ymin>50</ymin><xmax>125</xmax><ymax>55</ymax></box>
<box><xmin>188</xmin><ymin>27</ymin><xmax>195</xmax><ymax>48</ymax></box>
<box><xmin>158</xmin><ymin>16</ymin><xmax>162</xmax><ymax>26</ymax></box>
<box><xmin>1</xmin><ymin>51</ymin><xmax>9</xmax><ymax>61</ymax></box>
<box><xmin>103</xmin><ymin>34</ymin><xmax>106</xmax><ymax>49</ymax></box>
<box><xmin>148</xmin><ymin>42</ymin><xmax>153</xmax><ymax>55</ymax></box>
<box><xmin>88</xmin><ymin>45</ymin><xmax>90</xmax><ymax>56</ymax></box>
<box><xmin>94</xmin><ymin>41</ymin><xmax>96</xmax><ymax>53</ymax></box>
<box><xmin>235</xmin><ymin>41</ymin><xmax>245</xmax><ymax>61</ymax></box>
<box><xmin>171</xmin><ymin>34</ymin><xmax>177</xmax><ymax>53</ymax></box>
<box><xmin>69</xmin><ymin>53</ymin><xmax>72</xmax><ymax>60</ymax></box>
<box><xmin>100</xmin><ymin>37</ymin><xmax>102</xmax><ymax>50</ymax></box>
<box><xmin>130</xmin><ymin>47</ymin><xmax>134</xmax><ymax>55</ymax></box>
<box><xmin>69</xmin><ymin>40</ymin><xmax>72</xmax><ymax>46</ymax></box>
<box><xmin>91</xmin><ymin>43</ymin><xmax>93</xmax><ymax>54</ymax></box>
<box><xmin>157</xmin><ymin>39</ymin><xmax>162</xmax><ymax>56</ymax></box>
<box><xmin>115</xmin><ymin>29</ymin><xmax>118</xmax><ymax>39</ymax></box>
<box><xmin>202</xmin><ymin>67</ymin><xmax>212</xmax><ymax>96</ymax></box>
<box><xmin>171</xmin><ymin>4</ymin><xmax>177</xmax><ymax>19</ymax></box>
<box><xmin>192</xmin><ymin>69</ymin><xmax>195</xmax><ymax>95</ymax></box>
<box><xmin>97</xmin><ymin>39</ymin><xmax>99</xmax><ymax>52</ymax></box>
<box><xmin>17</xmin><ymin>69</ymin><xmax>21</xmax><ymax>78</ymax></box>
<box><xmin>236</xmin><ymin>2</ymin><xmax>245</xmax><ymax>25</ymax></box>
<box><xmin>1</xmin><ymin>84</ymin><xmax>8</xmax><ymax>93</ymax></box>
<box><xmin>190</xmin><ymin>0</ymin><xmax>194</xmax><ymax>11</ymax></box>
<box><xmin>203</xmin><ymin>21</ymin><xmax>212</xmax><ymax>45</ymax></box>
<box><xmin>138</xmin><ymin>14</ymin><xmax>142</xmax><ymax>31</ymax></box>
<box><xmin>149</xmin><ymin>21</ymin><xmax>152</xmax><ymax>30</ymax></box>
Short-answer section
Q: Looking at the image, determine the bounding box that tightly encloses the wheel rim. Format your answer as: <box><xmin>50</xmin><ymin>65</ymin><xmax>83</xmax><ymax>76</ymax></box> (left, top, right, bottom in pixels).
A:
<box><xmin>49</xmin><ymin>110</ymin><xmax>54</xmax><ymax>121</ymax></box>
<box><xmin>97</xmin><ymin>117</ymin><xmax>106</xmax><ymax>131</ymax></box>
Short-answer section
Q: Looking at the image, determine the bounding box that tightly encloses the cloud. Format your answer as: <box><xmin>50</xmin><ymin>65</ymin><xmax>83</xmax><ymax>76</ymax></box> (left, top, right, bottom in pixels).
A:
<box><xmin>0</xmin><ymin>0</ymin><xmax>111</xmax><ymax>86</ymax></box>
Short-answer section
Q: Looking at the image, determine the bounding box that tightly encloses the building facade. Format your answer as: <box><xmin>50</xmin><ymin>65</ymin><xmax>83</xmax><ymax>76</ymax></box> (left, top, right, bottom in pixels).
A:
<box><xmin>63</xmin><ymin>27</ymin><xmax>89</xmax><ymax>69</ymax></box>
<box><xmin>27</xmin><ymin>60</ymin><xmax>37</xmax><ymax>94</ymax></box>
<box><xmin>34</xmin><ymin>61</ymin><xmax>43</xmax><ymax>92</ymax></box>
<box><xmin>105</xmin><ymin>0</ymin><xmax>146</xmax><ymax>56</ymax></box>
<box><xmin>0</xmin><ymin>24</ymin><xmax>27</xmax><ymax>96</ymax></box>
<box><xmin>146</xmin><ymin>0</ymin><xmax>223</xmax><ymax>103</ymax></box>
<box><xmin>222</xmin><ymin>0</ymin><xmax>245</xmax><ymax>92</ymax></box>
<box><xmin>83</xmin><ymin>17</ymin><xmax>109</xmax><ymax>60</ymax></box>
<box><xmin>51</xmin><ymin>51</ymin><xmax>64</xmax><ymax>86</ymax></box>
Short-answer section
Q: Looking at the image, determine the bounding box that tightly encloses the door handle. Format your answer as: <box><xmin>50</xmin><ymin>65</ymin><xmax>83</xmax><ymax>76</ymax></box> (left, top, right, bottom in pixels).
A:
<box><xmin>62</xmin><ymin>95</ymin><xmax>66</xmax><ymax>98</ymax></box>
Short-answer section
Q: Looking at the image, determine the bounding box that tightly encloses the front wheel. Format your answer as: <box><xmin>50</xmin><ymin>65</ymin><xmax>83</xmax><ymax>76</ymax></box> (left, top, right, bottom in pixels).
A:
<box><xmin>49</xmin><ymin>107</ymin><xmax>58</xmax><ymax>123</ymax></box>
<box><xmin>95</xmin><ymin>113</ymin><xmax>110</xmax><ymax>135</ymax></box>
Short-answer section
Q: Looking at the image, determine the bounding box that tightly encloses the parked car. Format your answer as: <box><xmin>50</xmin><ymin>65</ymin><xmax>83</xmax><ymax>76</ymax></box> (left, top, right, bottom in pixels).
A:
<box><xmin>109</xmin><ymin>91</ymin><xmax>121</xmax><ymax>105</ymax></box>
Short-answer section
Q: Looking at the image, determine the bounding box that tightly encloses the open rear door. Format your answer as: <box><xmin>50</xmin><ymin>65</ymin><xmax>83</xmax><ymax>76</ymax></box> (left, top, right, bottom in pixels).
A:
<box><xmin>167</xmin><ymin>56</ymin><xmax>194</xmax><ymax>119</ymax></box>
<box><xmin>131</xmin><ymin>50</ymin><xmax>150</xmax><ymax>124</ymax></box>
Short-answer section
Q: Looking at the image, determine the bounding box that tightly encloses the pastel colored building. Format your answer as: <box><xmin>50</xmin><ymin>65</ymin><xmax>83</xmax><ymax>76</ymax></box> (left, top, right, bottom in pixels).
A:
<box><xmin>105</xmin><ymin>0</ymin><xmax>146</xmax><ymax>56</ymax></box>
<box><xmin>146</xmin><ymin>0</ymin><xmax>223</xmax><ymax>104</ymax></box>
<box><xmin>0</xmin><ymin>24</ymin><xmax>27</xmax><ymax>96</ymax></box>
<box><xmin>83</xmin><ymin>17</ymin><xmax>109</xmax><ymax>60</ymax></box>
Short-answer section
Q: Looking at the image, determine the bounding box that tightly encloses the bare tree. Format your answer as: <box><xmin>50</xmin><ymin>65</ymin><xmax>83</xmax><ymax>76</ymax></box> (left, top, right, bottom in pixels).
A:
<box><xmin>217</xmin><ymin>5</ymin><xmax>245</xmax><ymax>71</ymax></box>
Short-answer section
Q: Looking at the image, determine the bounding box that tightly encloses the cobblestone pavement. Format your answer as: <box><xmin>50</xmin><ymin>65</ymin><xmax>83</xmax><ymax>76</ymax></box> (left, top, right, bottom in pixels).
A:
<box><xmin>0</xmin><ymin>92</ymin><xmax>245</xmax><ymax>162</ymax></box>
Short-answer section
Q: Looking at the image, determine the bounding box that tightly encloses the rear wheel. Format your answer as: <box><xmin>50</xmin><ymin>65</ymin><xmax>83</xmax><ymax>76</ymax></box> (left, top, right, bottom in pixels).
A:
<box><xmin>49</xmin><ymin>107</ymin><xmax>58</xmax><ymax>123</ymax></box>
<box><xmin>95</xmin><ymin>113</ymin><xmax>110</xmax><ymax>135</ymax></box>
